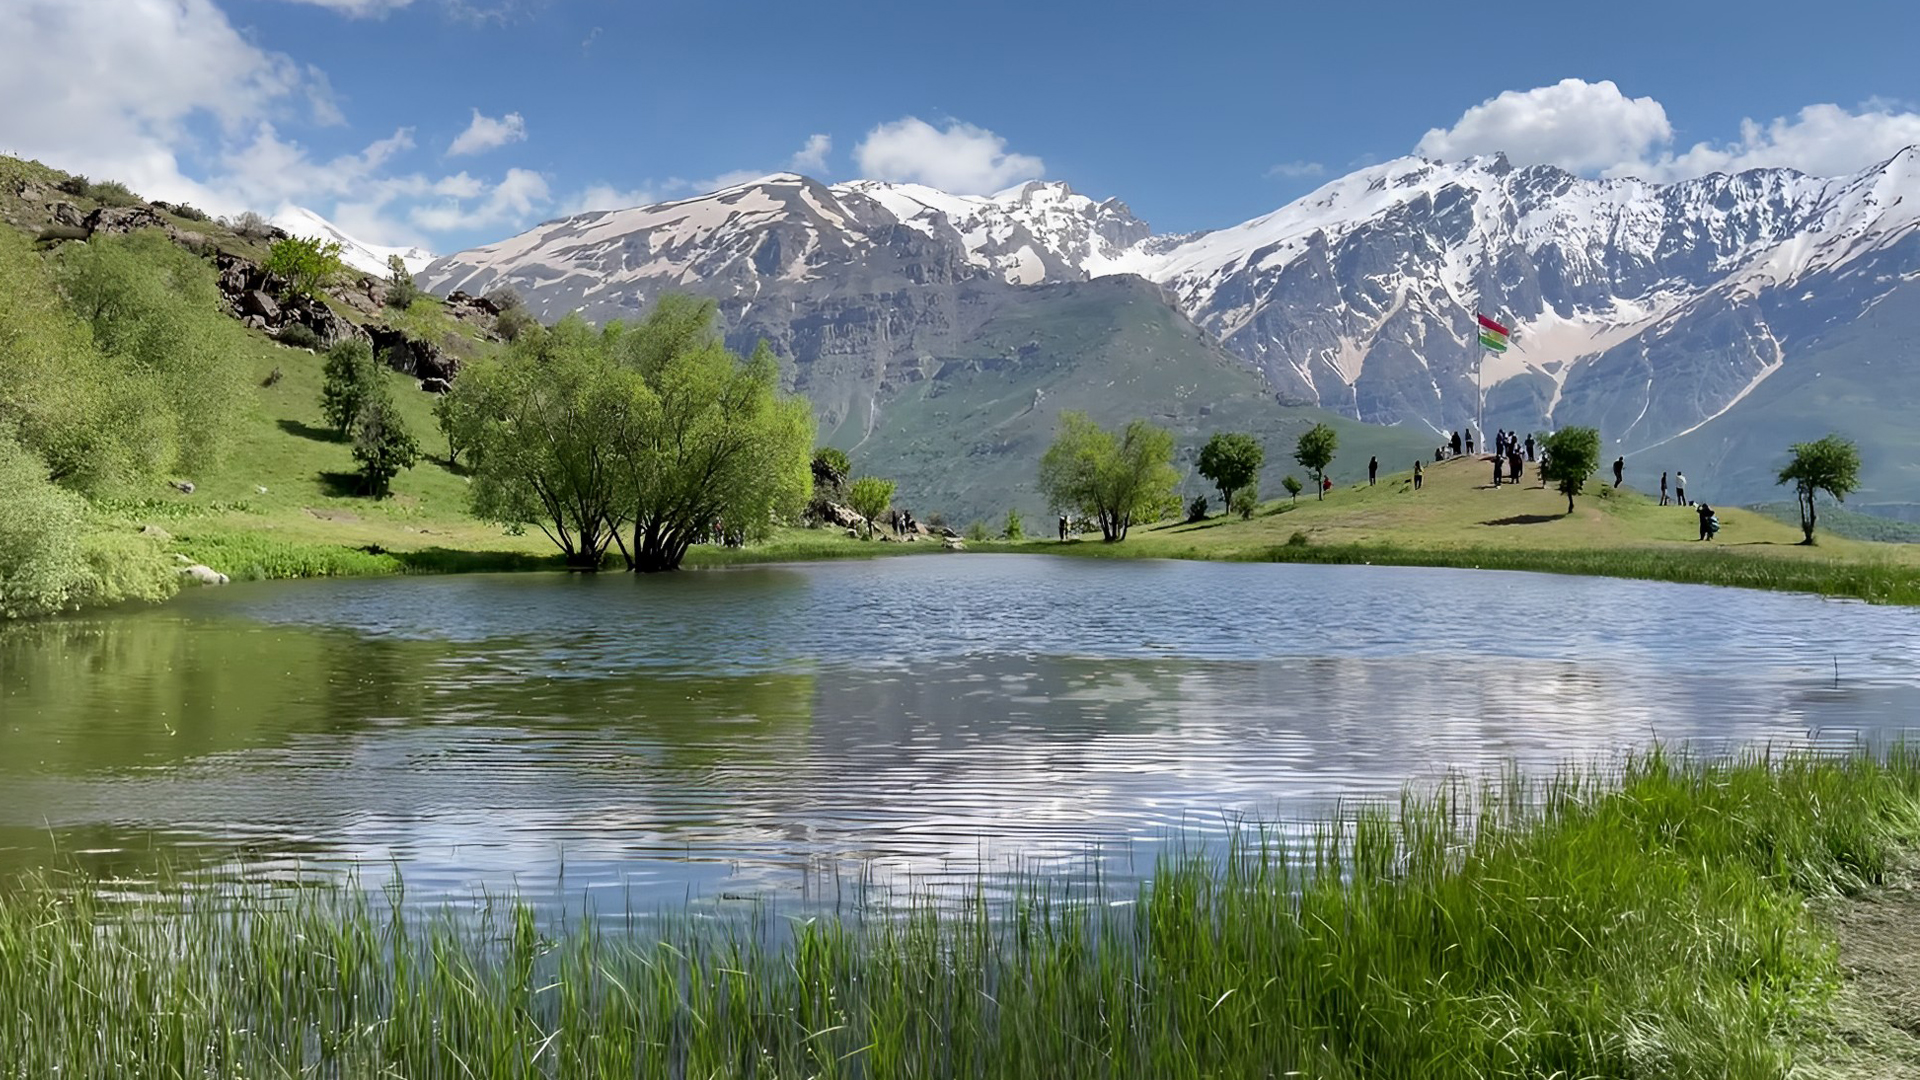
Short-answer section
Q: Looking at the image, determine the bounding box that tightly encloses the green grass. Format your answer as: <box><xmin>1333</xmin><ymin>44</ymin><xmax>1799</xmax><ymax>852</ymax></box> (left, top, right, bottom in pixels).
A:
<box><xmin>4</xmin><ymin>750</ymin><xmax>1918</xmax><ymax>1077</ymax></box>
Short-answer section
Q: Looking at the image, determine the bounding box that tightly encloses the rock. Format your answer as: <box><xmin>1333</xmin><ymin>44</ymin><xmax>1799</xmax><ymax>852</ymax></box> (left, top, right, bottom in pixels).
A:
<box><xmin>180</xmin><ymin>564</ymin><xmax>229</xmax><ymax>585</ymax></box>
<box><xmin>943</xmin><ymin>537</ymin><xmax>966</xmax><ymax>551</ymax></box>
<box><xmin>254</xmin><ymin>486</ymin><xmax>269</xmax><ymax>494</ymax></box>
<box><xmin>822</xmin><ymin>503</ymin><xmax>867</xmax><ymax>530</ymax></box>
<box><xmin>366</xmin><ymin>326</ymin><xmax>456</xmax><ymax>382</ymax></box>
<box><xmin>138</xmin><ymin>524</ymin><xmax>173</xmax><ymax>542</ymax></box>
<box><xmin>82</xmin><ymin>205</ymin><xmax>170</xmax><ymax>236</ymax></box>
<box><xmin>241</xmin><ymin>314</ymin><xmax>267</xmax><ymax>331</ymax></box>
<box><xmin>169</xmin><ymin>480</ymin><xmax>195</xmax><ymax>494</ymax></box>
<box><xmin>419</xmin><ymin>376</ymin><xmax>451</xmax><ymax>394</ymax></box>
<box><xmin>446</xmin><ymin>290</ymin><xmax>502</xmax><ymax>318</ymax></box>
<box><xmin>49</xmin><ymin>201</ymin><xmax>84</xmax><ymax>228</ymax></box>
<box><xmin>241</xmin><ymin>289</ymin><xmax>280</xmax><ymax>321</ymax></box>
<box><xmin>845</xmin><ymin>527</ymin><xmax>860</xmax><ymax>539</ymax></box>
<box><xmin>172</xmin><ymin>553</ymin><xmax>192</xmax><ymax>564</ymax></box>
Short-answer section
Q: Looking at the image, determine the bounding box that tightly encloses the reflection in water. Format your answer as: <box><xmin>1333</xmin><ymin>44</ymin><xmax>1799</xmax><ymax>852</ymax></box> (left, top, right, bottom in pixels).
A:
<box><xmin>2</xmin><ymin>556</ymin><xmax>1917</xmax><ymax>906</ymax></box>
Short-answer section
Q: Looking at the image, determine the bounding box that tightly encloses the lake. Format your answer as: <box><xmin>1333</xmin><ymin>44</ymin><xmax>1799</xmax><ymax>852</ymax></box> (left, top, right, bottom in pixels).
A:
<box><xmin>3</xmin><ymin>555</ymin><xmax>1917</xmax><ymax>910</ymax></box>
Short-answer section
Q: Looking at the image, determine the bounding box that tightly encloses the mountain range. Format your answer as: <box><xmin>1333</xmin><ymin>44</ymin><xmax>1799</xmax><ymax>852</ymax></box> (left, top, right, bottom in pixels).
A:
<box><xmin>380</xmin><ymin>149</ymin><xmax>1920</xmax><ymax>520</ymax></box>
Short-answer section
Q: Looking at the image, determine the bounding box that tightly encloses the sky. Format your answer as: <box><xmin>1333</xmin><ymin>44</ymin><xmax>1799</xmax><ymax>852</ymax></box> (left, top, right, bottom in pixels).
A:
<box><xmin>5</xmin><ymin>0</ymin><xmax>1920</xmax><ymax>255</ymax></box>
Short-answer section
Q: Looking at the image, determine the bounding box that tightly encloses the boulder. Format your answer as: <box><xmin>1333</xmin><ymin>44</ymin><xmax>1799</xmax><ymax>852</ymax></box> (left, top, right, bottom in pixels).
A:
<box><xmin>366</xmin><ymin>325</ymin><xmax>456</xmax><ymax>382</ymax></box>
<box><xmin>138</xmin><ymin>524</ymin><xmax>173</xmax><ymax>542</ymax></box>
<box><xmin>180</xmin><ymin>564</ymin><xmax>230</xmax><ymax>586</ymax></box>
<box><xmin>82</xmin><ymin>205</ymin><xmax>170</xmax><ymax>236</ymax></box>
<box><xmin>169</xmin><ymin>480</ymin><xmax>195</xmax><ymax>494</ymax></box>
<box><xmin>943</xmin><ymin>537</ymin><xmax>966</xmax><ymax>551</ymax></box>
<box><xmin>822</xmin><ymin>503</ymin><xmax>867</xmax><ymax>530</ymax></box>
<box><xmin>240</xmin><ymin>289</ymin><xmax>279</xmax><ymax>321</ymax></box>
<box><xmin>419</xmin><ymin>377</ymin><xmax>451</xmax><ymax>394</ymax></box>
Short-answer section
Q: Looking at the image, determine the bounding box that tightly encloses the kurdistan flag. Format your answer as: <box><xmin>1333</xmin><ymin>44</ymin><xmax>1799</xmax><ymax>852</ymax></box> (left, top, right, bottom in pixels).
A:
<box><xmin>1477</xmin><ymin>313</ymin><xmax>1510</xmax><ymax>352</ymax></box>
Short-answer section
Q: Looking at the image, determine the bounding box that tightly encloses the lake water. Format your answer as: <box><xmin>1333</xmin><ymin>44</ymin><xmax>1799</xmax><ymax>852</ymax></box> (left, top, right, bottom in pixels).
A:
<box><xmin>4</xmin><ymin>555</ymin><xmax>1917</xmax><ymax>910</ymax></box>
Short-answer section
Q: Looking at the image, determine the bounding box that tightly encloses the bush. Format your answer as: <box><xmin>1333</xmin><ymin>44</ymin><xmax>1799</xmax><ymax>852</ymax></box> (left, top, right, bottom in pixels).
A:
<box><xmin>84</xmin><ymin>180</ymin><xmax>140</xmax><ymax>207</ymax></box>
<box><xmin>966</xmin><ymin>520</ymin><xmax>989</xmax><ymax>542</ymax></box>
<box><xmin>484</xmin><ymin>286</ymin><xmax>525</xmax><ymax>312</ymax></box>
<box><xmin>56</xmin><ymin>174</ymin><xmax>89</xmax><ymax>198</ymax></box>
<box><xmin>1233</xmin><ymin>481</ymin><xmax>1260</xmax><ymax>520</ymax></box>
<box><xmin>227</xmin><ymin>210</ymin><xmax>276</xmax><ymax>240</ymax></box>
<box><xmin>165</xmin><ymin>202</ymin><xmax>210</xmax><ymax>223</ymax></box>
<box><xmin>265</xmin><ymin>236</ymin><xmax>345</xmax><ymax>299</ymax></box>
<box><xmin>1187</xmin><ymin>495</ymin><xmax>1209</xmax><ymax>523</ymax></box>
<box><xmin>0</xmin><ymin>436</ymin><xmax>90</xmax><ymax>618</ymax></box>
<box><xmin>1286</xmin><ymin>529</ymin><xmax>1310</xmax><ymax>548</ymax></box>
<box><xmin>1004</xmin><ymin>507</ymin><xmax>1023</xmax><ymax>540</ymax></box>
<box><xmin>495</xmin><ymin>305</ymin><xmax>538</xmax><ymax>343</ymax></box>
<box><xmin>350</xmin><ymin>394</ymin><xmax>419</xmax><ymax>498</ymax></box>
<box><xmin>320</xmin><ymin>340</ymin><xmax>379</xmax><ymax>435</ymax></box>
<box><xmin>276</xmin><ymin>323</ymin><xmax>323</xmax><ymax>350</ymax></box>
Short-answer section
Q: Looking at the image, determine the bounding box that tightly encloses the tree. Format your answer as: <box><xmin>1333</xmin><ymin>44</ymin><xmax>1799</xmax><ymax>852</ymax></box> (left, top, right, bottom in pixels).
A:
<box><xmin>50</xmin><ymin>230</ymin><xmax>250</xmax><ymax>487</ymax></box>
<box><xmin>320</xmin><ymin>340</ymin><xmax>381</xmax><ymax>436</ymax></box>
<box><xmin>1776</xmin><ymin>433</ymin><xmax>1861</xmax><ymax>544</ymax></box>
<box><xmin>1037</xmin><ymin>412</ymin><xmax>1180</xmax><ymax>542</ymax></box>
<box><xmin>1282</xmin><ymin>475</ymin><xmax>1303</xmax><ymax>504</ymax></box>
<box><xmin>1233</xmin><ymin>480</ymin><xmax>1261</xmax><ymax>519</ymax></box>
<box><xmin>1539</xmin><ymin>427</ymin><xmax>1602</xmax><ymax>514</ymax></box>
<box><xmin>350</xmin><ymin>392</ymin><xmax>418</xmax><ymax>498</ymax></box>
<box><xmin>385</xmin><ymin>254</ymin><xmax>419</xmax><ymax>309</ymax></box>
<box><xmin>445</xmin><ymin>318</ymin><xmax>649</xmax><ymax>570</ymax></box>
<box><xmin>1187</xmin><ymin>495</ymin><xmax>1210</xmax><ymax>523</ymax></box>
<box><xmin>1293</xmin><ymin>423</ymin><xmax>1338</xmax><ymax>500</ymax></box>
<box><xmin>264</xmin><ymin>235</ymin><xmax>345</xmax><ymax>299</ymax></box>
<box><xmin>431</xmin><ymin>392</ymin><xmax>462</xmax><ymax>467</ymax></box>
<box><xmin>1004</xmin><ymin>507</ymin><xmax>1023</xmax><ymax>540</ymax></box>
<box><xmin>1197</xmin><ymin>432</ymin><xmax>1264</xmax><ymax>518</ymax></box>
<box><xmin>847</xmin><ymin>477</ymin><xmax>895</xmax><ymax>539</ymax></box>
<box><xmin>607</xmin><ymin>301</ymin><xmax>814</xmax><ymax>572</ymax></box>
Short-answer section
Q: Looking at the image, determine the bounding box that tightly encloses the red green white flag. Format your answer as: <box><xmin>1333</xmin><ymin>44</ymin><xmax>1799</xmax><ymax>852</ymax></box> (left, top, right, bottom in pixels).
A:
<box><xmin>1476</xmin><ymin>313</ymin><xmax>1510</xmax><ymax>352</ymax></box>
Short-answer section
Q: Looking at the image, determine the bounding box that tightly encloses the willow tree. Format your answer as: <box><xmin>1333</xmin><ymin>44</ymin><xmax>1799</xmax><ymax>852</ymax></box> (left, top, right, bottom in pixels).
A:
<box><xmin>608</xmin><ymin>299</ymin><xmax>814</xmax><ymax>572</ymax></box>
<box><xmin>1038</xmin><ymin>412</ymin><xmax>1179</xmax><ymax>542</ymax></box>
<box><xmin>447</xmin><ymin>317</ymin><xmax>650</xmax><ymax>570</ymax></box>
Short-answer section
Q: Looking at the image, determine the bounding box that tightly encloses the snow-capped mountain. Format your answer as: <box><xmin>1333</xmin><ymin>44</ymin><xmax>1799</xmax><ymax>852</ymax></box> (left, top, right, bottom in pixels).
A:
<box><xmin>419</xmin><ymin>149</ymin><xmax>1920</xmax><ymax>514</ymax></box>
<box><xmin>272</xmin><ymin>206</ymin><xmax>435</xmax><ymax>278</ymax></box>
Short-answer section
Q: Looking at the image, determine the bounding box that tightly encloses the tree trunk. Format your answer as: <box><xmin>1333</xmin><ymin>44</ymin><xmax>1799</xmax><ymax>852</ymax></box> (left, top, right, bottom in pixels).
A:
<box><xmin>1566</xmin><ymin>490</ymin><xmax>1575</xmax><ymax>515</ymax></box>
<box><xmin>1316</xmin><ymin>471</ymin><xmax>1324</xmax><ymax>500</ymax></box>
<box><xmin>563</xmin><ymin>547</ymin><xmax>602</xmax><ymax>572</ymax></box>
<box><xmin>1801</xmin><ymin>490</ymin><xmax>1817</xmax><ymax>544</ymax></box>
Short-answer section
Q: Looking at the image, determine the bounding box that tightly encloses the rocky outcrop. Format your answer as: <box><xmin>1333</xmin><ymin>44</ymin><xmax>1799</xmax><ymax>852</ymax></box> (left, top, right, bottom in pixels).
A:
<box><xmin>366</xmin><ymin>325</ymin><xmax>457</xmax><ymax>383</ymax></box>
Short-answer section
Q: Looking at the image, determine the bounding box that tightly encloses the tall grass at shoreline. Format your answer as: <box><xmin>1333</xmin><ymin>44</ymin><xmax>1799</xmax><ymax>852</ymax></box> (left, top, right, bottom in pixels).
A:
<box><xmin>4</xmin><ymin>750</ymin><xmax>1917</xmax><ymax>1078</ymax></box>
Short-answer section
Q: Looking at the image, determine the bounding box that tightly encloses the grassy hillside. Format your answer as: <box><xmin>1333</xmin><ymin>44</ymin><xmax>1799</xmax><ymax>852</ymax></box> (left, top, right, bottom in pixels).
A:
<box><xmin>975</xmin><ymin>452</ymin><xmax>1920</xmax><ymax>604</ymax></box>
<box><xmin>826</xmin><ymin>276</ymin><xmax>1436</xmax><ymax>524</ymax></box>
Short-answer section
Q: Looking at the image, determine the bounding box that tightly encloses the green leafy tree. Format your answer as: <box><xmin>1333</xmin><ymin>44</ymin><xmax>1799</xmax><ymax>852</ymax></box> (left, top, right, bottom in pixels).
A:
<box><xmin>264</xmin><ymin>235</ymin><xmax>345</xmax><ymax>299</ymax></box>
<box><xmin>1197</xmin><ymin>432</ymin><xmax>1264</xmax><ymax>517</ymax></box>
<box><xmin>1540</xmin><ymin>427</ymin><xmax>1602</xmax><ymax>514</ymax></box>
<box><xmin>1037</xmin><ymin>412</ymin><xmax>1179</xmax><ymax>542</ymax></box>
<box><xmin>1233</xmin><ymin>480</ymin><xmax>1260</xmax><ymax>520</ymax></box>
<box><xmin>431</xmin><ymin>392</ymin><xmax>462</xmax><ymax>467</ymax></box>
<box><xmin>1187</xmin><ymin>495</ymin><xmax>1210</xmax><ymax>523</ymax></box>
<box><xmin>0</xmin><ymin>434</ymin><xmax>90</xmax><ymax>618</ymax></box>
<box><xmin>445</xmin><ymin>318</ymin><xmax>650</xmax><ymax>570</ymax></box>
<box><xmin>847</xmin><ymin>477</ymin><xmax>895</xmax><ymax>540</ymax></box>
<box><xmin>1293</xmin><ymin>423</ymin><xmax>1338</xmax><ymax>500</ymax></box>
<box><xmin>350</xmin><ymin>392</ymin><xmax>419</xmax><ymax>498</ymax></box>
<box><xmin>384</xmin><ymin>254</ymin><xmax>419</xmax><ymax>309</ymax></box>
<box><xmin>51</xmin><ymin>230</ymin><xmax>250</xmax><ymax>487</ymax></box>
<box><xmin>606</xmin><ymin>300</ymin><xmax>815</xmax><ymax>572</ymax></box>
<box><xmin>320</xmin><ymin>340</ymin><xmax>381</xmax><ymax>436</ymax></box>
<box><xmin>1282</xmin><ymin>475</ymin><xmax>1303</xmax><ymax>504</ymax></box>
<box><xmin>1776</xmin><ymin>433</ymin><xmax>1861</xmax><ymax>544</ymax></box>
<box><xmin>1004</xmin><ymin>507</ymin><xmax>1023</xmax><ymax>540</ymax></box>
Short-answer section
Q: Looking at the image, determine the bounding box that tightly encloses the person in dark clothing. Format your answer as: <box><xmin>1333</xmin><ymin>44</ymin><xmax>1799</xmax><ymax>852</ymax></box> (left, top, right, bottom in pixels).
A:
<box><xmin>1697</xmin><ymin>503</ymin><xmax>1717</xmax><ymax>541</ymax></box>
<box><xmin>1059</xmin><ymin>514</ymin><xmax>1068</xmax><ymax>541</ymax></box>
<box><xmin>1492</xmin><ymin>453</ymin><xmax>1503</xmax><ymax>485</ymax></box>
<box><xmin>1660</xmin><ymin>471</ymin><xmax>1670</xmax><ymax>506</ymax></box>
<box><xmin>1612</xmin><ymin>457</ymin><xmax>1624</xmax><ymax>488</ymax></box>
<box><xmin>1451</xmin><ymin>431</ymin><xmax>1462</xmax><ymax>457</ymax></box>
<box><xmin>1509</xmin><ymin>447</ymin><xmax>1523</xmax><ymax>486</ymax></box>
<box><xmin>1368</xmin><ymin>456</ymin><xmax>1378</xmax><ymax>485</ymax></box>
<box><xmin>1413</xmin><ymin>461</ymin><xmax>1423</xmax><ymax>490</ymax></box>
<box><xmin>1465</xmin><ymin>430</ymin><xmax>1475</xmax><ymax>455</ymax></box>
<box><xmin>1524</xmin><ymin>434</ymin><xmax>1535</xmax><ymax>461</ymax></box>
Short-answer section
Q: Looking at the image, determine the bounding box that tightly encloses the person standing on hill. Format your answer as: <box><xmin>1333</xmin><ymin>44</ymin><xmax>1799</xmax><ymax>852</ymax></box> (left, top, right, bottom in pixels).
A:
<box><xmin>1465</xmin><ymin>430</ymin><xmax>1476</xmax><ymax>455</ymax></box>
<box><xmin>1509</xmin><ymin>446</ymin><xmax>1523</xmax><ymax>486</ymax></box>
<box><xmin>1451</xmin><ymin>431</ymin><xmax>1463</xmax><ymax>457</ymax></box>
<box><xmin>1525</xmin><ymin>433</ymin><xmax>1535</xmax><ymax>462</ymax></box>
<box><xmin>1612</xmin><ymin>456</ymin><xmax>1625</xmax><ymax>489</ymax></box>
<box><xmin>1696</xmin><ymin>502</ymin><xmax>1718</xmax><ymax>541</ymax></box>
<box><xmin>1492</xmin><ymin>453</ymin><xmax>1503</xmax><ymax>486</ymax></box>
<box><xmin>1660</xmin><ymin>471</ymin><xmax>1670</xmax><ymax>506</ymax></box>
<box><xmin>1368</xmin><ymin>456</ymin><xmax>1378</xmax><ymax>485</ymax></box>
<box><xmin>1414</xmin><ymin>461</ymin><xmax>1423</xmax><ymax>490</ymax></box>
<box><xmin>1676</xmin><ymin>470</ymin><xmax>1687</xmax><ymax>505</ymax></box>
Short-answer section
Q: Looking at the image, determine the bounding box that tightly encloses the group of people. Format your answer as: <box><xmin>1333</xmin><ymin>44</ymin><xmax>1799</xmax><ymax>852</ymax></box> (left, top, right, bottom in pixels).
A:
<box><xmin>887</xmin><ymin>508</ymin><xmax>920</xmax><ymax>537</ymax></box>
<box><xmin>1487</xmin><ymin>429</ymin><xmax>1537</xmax><ymax>487</ymax></box>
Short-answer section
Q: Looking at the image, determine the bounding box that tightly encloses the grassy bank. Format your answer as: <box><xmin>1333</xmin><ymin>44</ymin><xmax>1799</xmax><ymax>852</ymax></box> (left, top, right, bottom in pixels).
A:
<box><xmin>972</xmin><ymin>454</ymin><xmax>1920</xmax><ymax>604</ymax></box>
<box><xmin>5</xmin><ymin>751</ymin><xmax>1920</xmax><ymax>1077</ymax></box>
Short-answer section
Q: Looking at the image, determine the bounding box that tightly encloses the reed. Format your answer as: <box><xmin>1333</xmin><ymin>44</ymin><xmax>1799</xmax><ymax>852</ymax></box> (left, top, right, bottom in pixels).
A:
<box><xmin>4</xmin><ymin>749</ymin><xmax>1915</xmax><ymax>1078</ymax></box>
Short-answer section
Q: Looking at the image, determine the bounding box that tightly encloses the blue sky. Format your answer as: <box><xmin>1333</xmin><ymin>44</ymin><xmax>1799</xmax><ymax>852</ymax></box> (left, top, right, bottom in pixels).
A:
<box><xmin>5</xmin><ymin>0</ymin><xmax>1919</xmax><ymax>254</ymax></box>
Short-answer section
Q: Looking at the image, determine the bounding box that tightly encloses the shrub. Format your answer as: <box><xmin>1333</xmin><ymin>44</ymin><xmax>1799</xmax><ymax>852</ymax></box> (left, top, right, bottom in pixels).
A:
<box><xmin>350</xmin><ymin>394</ymin><xmax>418</xmax><ymax>498</ymax></box>
<box><xmin>228</xmin><ymin>210</ymin><xmax>276</xmax><ymax>239</ymax></box>
<box><xmin>0</xmin><ymin>436</ymin><xmax>90</xmax><ymax>618</ymax></box>
<box><xmin>1233</xmin><ymin>481</ymin><xmax>1260</xmax><ymax>520</ymax></box>
<box><xmin>1187</xmin><ymin>495</ymin><xmax>1209</xmax><ymax>523</ymax></box>
<box><xmin>265</xmin><ymin>235</ymin><xmax>345</xmax><ymax>299</ymax></box>
<box><xmin>276</xmin><ymin>323</ymin><xmax>323</xmax><ymax>350</ymax></box>
<box><xmin>1286</xmin><ymin>529</ymin><xmax>1310</xmax><ymax>548</ymax></box>
<box><xmin>84</xmin><ymin>180</ymin><xmax>140</xmax><ymax>207</ymax></box>
<box><xmin>966</xmin><ymin>520</ymin><xmax>989</xmax><ymax>542</ymax></box>
<box><xmin>56</xmin><ymin>174</ymin><xmax>89</xmax><ymax>198</ymax></box>
<box><xmin>320</xmin><ymin>340</ymin><xmax>379</xmax><ymax>435</ymax></box>
<box><xmin>1004</xmin><ymin>507</ymin><xmax>1023</xmax><ymax>540</ymax></box>
<box><xmin>484</xmin><ymin>285</ymin><xmax>525</xmax><ymax>312</ymax></box>
<box><xmin>495</xmin><ymin>305</ymin><xmax>538</xmax><ymax>343</ymax></box>
<box><xmin>166</xmin><ymin>202</ymin><xmax>210</xmax><ymax>223</ymax></box>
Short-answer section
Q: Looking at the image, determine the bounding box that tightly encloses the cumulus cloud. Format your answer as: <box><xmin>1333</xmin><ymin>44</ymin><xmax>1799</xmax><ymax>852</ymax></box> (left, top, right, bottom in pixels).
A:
<box><xmin>1265</xmin><ymin>160</ymin><xmax>1326</xmax><ymax>179</ymax></box>
<box><xmin>1419</xmin><ymin>79</ymin><xmax>1920</xmax><ymax>182</ymax></box>
<box><xmin>273</xmin><ymin>0</ymin><xmax>418</xmax><ymax>13</ymax></box>
<box><xmin>1417</xmin><ymin>79</ymin><xmax>1672</xmax><ymax>174</ymax></box>
<box><xmin>854</xmin><ymin>117</ymin><xmax>1043</xmax><ymax>194</ymax></box>
<box><xmin>410</xmin><ymin>167</ymin><xmax>550</xmax><ymax>232</ymax></box>
<box><xmin>1630</xmin><ymin>103</ymin><xmax>1920</xmax><ymax>181</ymax></box>
<box><xmin>789</xmin><ymin>133</ymin><xmax>831</xmax><ymax>173</ymax></box>
<box><xmin>448</xmin><ymin>108</ymin><xmax>528</xmax><ymax>156</ymax></box>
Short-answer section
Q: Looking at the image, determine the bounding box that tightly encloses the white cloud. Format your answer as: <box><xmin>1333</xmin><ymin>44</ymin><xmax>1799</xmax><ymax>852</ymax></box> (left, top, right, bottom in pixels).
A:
<box><xmin>410</xmin><ymin>167</ymin><xmax>550</xmax><ymax>231</ymax></box>
<box><xmin>790</xmin><ymin>133</ymin><xmax>831</xmax><ymax>174</ymax></box>
<box><xmin>1266</xmin><ymin>160</ymin><xmax>1325</xmax><ymax>179</ymax></box>
<box><xmin>854</xmin><ymin>117</ymin><xmax>1044</xmax><ymax>194</ymax></box>
<box><xmin>559</xmin><ymin>183</ymin><xmax>662</xmax><ymax>215</ymax></box>
<box><xmin>1416</xmin><ymin>79</ymin><xmax>1672</xmax><ymax>174</ymax></box>
<box><xmin>274</xmin><ymin>0</ymin><xmax>418</xmax><ymax>13</ymax></box>
<box><xmin>1420</xmin><ymin>79</ymin><xmax>1920</xmax><ymax>183</ymax></box>
<box><xmin>447</xmin><ymin>108</ymin><xmax>527</xmax><ymax>156</ymax></box>
<box><xmin>1629</xmin><ymin>103</ymin><xmax>1920</xmax><ymax>181</ymax></box>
